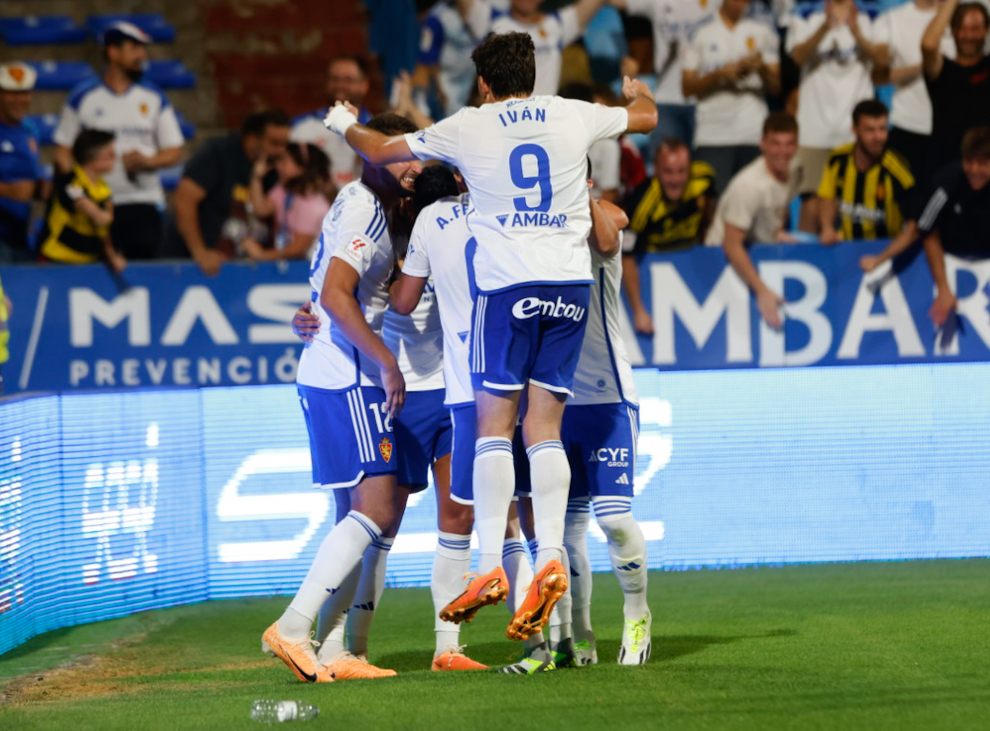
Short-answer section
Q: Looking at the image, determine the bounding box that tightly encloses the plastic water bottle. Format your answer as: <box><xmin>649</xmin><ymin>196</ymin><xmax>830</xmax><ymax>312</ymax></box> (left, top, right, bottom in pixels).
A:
<box><xmin>251</xmin><ymin>700</ymin><xmax>319</xmax><ymax>723</ymax></box>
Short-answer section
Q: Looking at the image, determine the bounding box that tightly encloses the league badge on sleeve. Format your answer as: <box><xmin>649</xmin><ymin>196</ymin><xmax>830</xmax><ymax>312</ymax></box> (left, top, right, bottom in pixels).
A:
<box><xmin>346</xmin><ymin>237</ymin><xmax>369</xmax><ymax>263</ymax></box>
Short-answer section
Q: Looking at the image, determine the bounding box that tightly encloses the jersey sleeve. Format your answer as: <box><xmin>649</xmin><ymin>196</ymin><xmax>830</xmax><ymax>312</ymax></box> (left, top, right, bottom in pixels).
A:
<box><xmin>329</xmin><ymin>205</ymin><xmax>381</xmax><ymax>278</ymax></box>
<box><xmin>557</xmin><ymin>6</ymin><xmax>582</xmax><ymax>46</ymax></box>
<box><xmin>401</xmin><ymin>217</ymin><xmax>432</xmax><ymax>278</ymax></box>
<box><xmin>720</xmin><ymin>184</ymin><xmax>757</xmax><ymax>234</ymax></box>
<box><xmin>404</xmin><ymin>110</ymin><xmax>464</xmax><ymax>164</ymax></box>
<box><xmin>156</xmin><ymin>103</ymin><xmax>186</xmax><ymax>150</ymax></box>
<box><xmin>817</xmin><ymin>157</ymin><xmax>839</xmax><ymax>201</ymax></box>
<box><xmin>592</xmin><ymin>139</ymin><xmax>621</xmax><ymax>192</ymax></box>
<box><xmin>418</xmin><ymin>14</ymin><xmax>444</xmax><ymax>66</ymax></box>
<box><xmin>53</xmin><ymin>103</ymin><xmax>81</xmax><ymax>148</ymax></box>
<box><xmin>182</xmin><ymin>139</ymin><xmax>223</xmax><ymax>194</ymax></box>
<box><xmin>915</xmin><ymin>167</ymin><xmax>956</xmax><ymax>236</ymax></box>
<box><xmin>682</xmin><ymin>30</ymin><xmax>703</xmax><ymax>73</ymax></box>
<box><xmin>571</xmin><ymin>99</ymin><xmax>630</xmax><ymax>143</ymax></box>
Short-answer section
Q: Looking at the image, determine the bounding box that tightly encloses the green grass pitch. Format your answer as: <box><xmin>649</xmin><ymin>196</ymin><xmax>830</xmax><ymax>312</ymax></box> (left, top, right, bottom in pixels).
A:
<box><xmin>2</xmin><ymin>560</ymin><xmax>989</xmax><ymax>731</ymax></box>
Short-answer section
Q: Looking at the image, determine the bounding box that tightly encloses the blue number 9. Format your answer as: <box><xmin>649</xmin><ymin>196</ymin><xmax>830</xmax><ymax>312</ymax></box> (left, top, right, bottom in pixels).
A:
<box><xmin>509</xmin><ymin>144</ymin><xmax>552</xmax><ymax>213</ymax></box>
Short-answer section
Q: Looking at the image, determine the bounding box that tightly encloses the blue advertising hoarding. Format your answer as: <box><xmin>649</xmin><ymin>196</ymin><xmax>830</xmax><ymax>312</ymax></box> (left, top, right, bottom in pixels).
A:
<box><xmin>2</xmin><ymin>241</ymin><xmax>990</xmax><ymax>395</ymax></box>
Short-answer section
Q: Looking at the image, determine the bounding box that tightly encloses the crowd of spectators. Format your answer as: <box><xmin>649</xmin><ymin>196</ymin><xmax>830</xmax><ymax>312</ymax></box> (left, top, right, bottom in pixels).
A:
<box><xmin>0</xmin><ymin>1</ymin><xmax>988</xmax><ymax>333</ymax></box>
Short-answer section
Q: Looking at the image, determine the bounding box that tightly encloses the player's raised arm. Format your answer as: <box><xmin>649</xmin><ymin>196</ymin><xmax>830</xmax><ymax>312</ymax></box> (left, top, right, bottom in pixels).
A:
<box><xmin>325</xmin><ymin>101</ymin><xmax>417</xmax><ymax>167</ymax></box>
<box><xmin>621</xmin><ymin>75</ymin><xmax>659</xmax><ymax>135</ymax></box>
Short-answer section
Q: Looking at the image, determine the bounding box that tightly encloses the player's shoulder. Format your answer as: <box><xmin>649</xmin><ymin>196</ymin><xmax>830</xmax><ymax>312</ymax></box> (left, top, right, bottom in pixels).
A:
<box><xmin>690</xmin><ymin>159</ymin><xmax>716</xmax><ymax>184</ymax></box>
<box><xmin>65</xmin><ymin>76</ymin><xmax>103</xmax><ymax>109</ymax></box>
<box><xmin>133</xmin><ymin>79</ymin><xmax>171</xmax><ymax>108</ymax></box>
<box><xmin>828</xmin><ymin>143</ymin><xmax>855</xmax><ymax>165</ymax></box>
<box><xmin>882</xmin><ymin>149</ymin><xmax>914</xmax><ymax>187</ymax></box>
<box><xmin>330</xmin><ymin>182</ymin><xmax>386</xmax><ymax>237</ymax></box>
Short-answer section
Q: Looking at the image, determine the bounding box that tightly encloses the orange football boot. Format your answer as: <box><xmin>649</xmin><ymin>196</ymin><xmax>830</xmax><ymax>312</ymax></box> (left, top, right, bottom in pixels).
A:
<box><xmin>431</xmin><ymin>647</ymin><xmax>488</xmax><ymax>671</ymax></box>
<box><xmin>321</xmin><ymin>651</ymin><xmax>397</xmax><ymax>679</ymax></box>
<box><xmin>439</xmin><ymin>566</ymin><xmax>510</xmax><ymax>624</ymax></box>
<box><xmin>506</xmin><ymin>559</ymin><xmax>568</xmax><ymax>641</ymax></box>
<box><xmin>261</xmin><ymin>622</ymin><xmax>335</xmax><ymax>683</ymax></box>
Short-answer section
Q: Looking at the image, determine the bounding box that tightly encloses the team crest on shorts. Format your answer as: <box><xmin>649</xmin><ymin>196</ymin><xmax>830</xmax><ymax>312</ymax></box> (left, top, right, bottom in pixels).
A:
<box><xmin>379</xmin><ymin>437</ymin><xmax>393</xmax><ymax>463</ymax></box>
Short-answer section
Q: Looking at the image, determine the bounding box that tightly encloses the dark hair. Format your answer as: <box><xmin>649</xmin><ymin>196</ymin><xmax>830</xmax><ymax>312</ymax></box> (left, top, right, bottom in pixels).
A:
<box><xmin>471</xmin><ymin>32</ymin><xmax>536</xmax><ymax>98</ymax></box>
<box><xmin>961</xmin><ymin>126</ymin><xmax>990</xmax><ymax>159</ymax></box>
<box><xmin>412</xmin><ymin>166</ymin><xmax>460</xmax><ymax>213</ymax></box>
<box><xmin>952</xmin><ymin>2</ymin><xmax>990</xmax><ymax>32</ymax></box>
<box><xmin>366</xmin><ymin>112</ymin><xmax>419</xmax><ymax>137</ymax></box>
<box><xmin>853</xmin><ymin>99</ymin><xmax>889</xmax><ymax>125</ymax></box>
<box><xmin>242</xmin><ymin>109</ymin><xmax>291</xmax><ymax>138</ymax></box>
<box><xmin>329</xmin><ymin>55</ymin><xmax>369</xmax><ymax>79</ymax></box>
<box><xmin>657</xmin><ymin>137</ymin><xmax>689</xmax><ymax>156</ymax></box>
<box><xmin>72</xmin><ymin>129</ymin><xmax>115</xmax><ymax>166</ymax></box>
<box><xmin>558</xmin><ymin>82</ymin><xmax>594</xmax><ymax>103</ymax></box>
<box><xmin>763</xmin><ymin>111</ymin><xmax>798</xmax><ymax>137</ymax></box>
<box><xmin>283</xmin><ymin>143</ymin><xmax>331</xmax><ymax>196</ymax></box>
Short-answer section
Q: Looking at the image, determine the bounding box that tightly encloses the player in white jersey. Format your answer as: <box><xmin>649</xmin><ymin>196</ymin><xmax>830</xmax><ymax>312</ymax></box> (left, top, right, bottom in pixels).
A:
<box><xmin>261</xmin><ymin>113</ymin><xmax>422</xmax><ymax>684</ymax></box>
<box><xmin>458</xmin><ymin>0</ymin><xmax>609</xmax><ymax>95</ymax></box>
<box><xmin>325</xmin><ymin>31</ymin><xmax>657</xmax><ymax>642</ymax></box>
<box><xmin>53</xmin><ymin>22</ymin><xmax>184</xmax><ymax>260</ymax></box>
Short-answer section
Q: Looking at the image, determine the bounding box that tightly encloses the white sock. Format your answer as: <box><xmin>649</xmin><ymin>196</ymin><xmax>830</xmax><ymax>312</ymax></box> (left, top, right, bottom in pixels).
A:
<box><xmin>345</xmin><ymin>536</ymin><xmax>393</xmax><ymax>657</ymax></box>
<box><xmin>432</xmin><ymin>532</ymin><xmax>471</xmax><ymax>655</ymax></box>
<box><xmin>315</xmin><ymin>564</ymin><xmax>360</xmax><ymax>661</ymax></box>
<box><xmin>564</xmin><ymin>499</ymin><xmax>594</xmax><ymax>641</ymax></box>
<box><xmin>595</xmin><ymin>498</ymin><xmax>649</xmax><ymax>619</ymax></box>
<box><xmin>527</xmin><ymin>537</ymin><xmax>539</xmax><ymax>562</ymax></box>
<box><xmin>549</xmin><ymin>547</ymin><xmax>572</xmax><ymax>643</ymax></box>
<box><xmin>502</xmin><ymin>538</ymin><xmax>532</xmax><ymax>615</ymax></box>
<box><xmin>474</xmin><ymin>438</ymin><xmax>515</xmax><ymax>573</ymax></box>
<box><xmin>528</xmin><ymin>440</ymin><xmax>570</xmax><ymax>568</ymax></box>
<box><xmin>281</xmin><ymin>511</ymin><xmax>382</xmax><ymax>639</ymax></box>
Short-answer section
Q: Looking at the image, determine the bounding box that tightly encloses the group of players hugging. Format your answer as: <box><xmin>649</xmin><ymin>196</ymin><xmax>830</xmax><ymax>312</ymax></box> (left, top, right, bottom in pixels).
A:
<box><xmin>261</xmin><ymin>31</ymin><xmax>658</xmax><ymax>680</ymax></box>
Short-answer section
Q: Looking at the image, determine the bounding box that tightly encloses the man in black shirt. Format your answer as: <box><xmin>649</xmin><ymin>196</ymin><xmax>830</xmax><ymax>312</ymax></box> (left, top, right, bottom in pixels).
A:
<box><xmin>166</xmin><ymin>110</ymin><xmax>290</xmax><ymax>275</ymax></box>
<box><xmin>922</xmin><ymin>0</ymin><xmax>990</xmax><ymax>172</ymax></box>
<box><xmin>915</xmin><ymin>127</ymin><xmax>990</xmax><ymax>327</ymax></box>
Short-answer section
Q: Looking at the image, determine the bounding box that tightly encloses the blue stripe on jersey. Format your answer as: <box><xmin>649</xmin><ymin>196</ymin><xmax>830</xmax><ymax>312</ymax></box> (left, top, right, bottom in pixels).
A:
<box><xmin>369</xmin><ymin>204</ymin><xmax>387</xmax><ymax>241</ymax></box>
<box><xmin>66</xmin><ymin>76</ymin><xmax>102</xmax><ymax>110</ymax></box>
<box><xmin>364</xmin><ymin>205</ymin><xmax>382</xmax><ymax>237</ymax></box>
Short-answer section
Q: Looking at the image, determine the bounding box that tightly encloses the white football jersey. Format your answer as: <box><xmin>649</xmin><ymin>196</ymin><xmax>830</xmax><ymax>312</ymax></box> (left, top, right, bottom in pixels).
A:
<box><xmin>402</xmin><ymin>193</ymin><xmax>476</xmax><ymax>407</ymax></box>
<box><xmin>570</xmin><ymin>249</ymin><xmax>639</xmax><ymax>408</ymax></box>
<box><xmin>405</xmin><ymin>96</ymin><xmax>628</xmax><ymax>293</ymax></box>
<box><xmin>382</xmin><ymin>282</ymin><xmax>445</xmax><ymax>392</ymax></box>
<box><xmin>296</xmin><ymin>181</ymin><xmax>394</xmax><ymax>390</ymax></box>
<box><xmin>54</xmin><ymin>78</ymin><xmax>184</xmax><ymax>206</ymax></box>
<box><xmin>464</xmin><ymin>2</ymin><xmax>581</xmax><ymax>96</ymax></box>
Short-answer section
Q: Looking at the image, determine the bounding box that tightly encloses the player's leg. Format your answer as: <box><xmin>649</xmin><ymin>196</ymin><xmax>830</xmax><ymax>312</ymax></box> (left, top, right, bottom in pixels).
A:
<box><xmin>506</xmin><ymin>284</ymin><xmax>591</xmax><ymax>641</ymax></box>
<box><xmin>315</xmin><ymin>490</ymin><xmax>359</xmax><ymax>662</ymax></box>
<box><xmin>564</xmin><ymin>498</ymin><xmax>596</xmax><ymax>664</ymax></box>
<box><xmin>590</xmin><ymin>405</ymin><xmax>650</xmax><ymax>665</ymax></box>
<box><xmin>432</xmin><ymin>405</ymin><xmax>487</xmax><ymax>670</ymax></box>
<box><xmin>263</xmin><ymin>385</ymin><xmax>397</xmax><ymax>683</ymax></box>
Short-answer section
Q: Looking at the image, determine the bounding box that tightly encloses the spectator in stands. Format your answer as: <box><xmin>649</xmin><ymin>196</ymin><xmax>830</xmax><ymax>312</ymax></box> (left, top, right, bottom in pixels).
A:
<box><xmin>291</xmin><ymin>56</ymin><xmax>372</xmax><ymax>192</ymax></box>
<box><xmin>54</xmin><ymin>22</ymin><xmax>184</xmax><ymax>261</ymax></box>
<box><xmin>414</xmin><ymin>1</ymin><xmax>478</xmax><ymax>119</ymax></box>
<box><xmin>458</xmin><ymin>0</ymin><xmax>610</xmax><ymax>95</ymax></box>
<box><xmin>0</xmin><ymin>62</ymin><xmax>46</xmax><ymax>264</ymax></box>
<box><xmin>609</xmin><ymin>0</ymin><xmax>716</xmax><ymax>155</ymax></box>
<box><xmin>818</xmin><ymin>100</ymin><xmax>915</xmax><ymax>245</ymax></box>
<box><xmin>559</xmin><ymin>83</ymin><xmax>622</xmax><ymax>203</ymax></box>
<box><xmin>863</xmin><ymin>127</ymin><xmax>990</xmax><ymax>327</ymax></box>
<box><xmin>682</xmin><ymin>0</ymin><xmax>781</xmax><ymax>191</ymax></box>
<box><xmin>38</xmin><ymin>130</ymin><xmax>125</xmax><ymax>274</ymax></box>
<box><xmin>876</xmin><ymin>0</ymin><xmax>954</xmax><ymax>178</ymax></box>
<box><xmin>922</xmin><ymin>0</ymin><xmax>990</xmax><ymax>172</ymax></box>
<box><xmin>241</xmin><ymin>142</ymin><xmax>331</xmax><ymax>262</ymax></box>
<box><xmin>706</xmin><ymin>112</ymin><xmax>802</xmax><ymax>329</ymax></box>
<box><xmin>787</xmin><ymin>0</ymin><xmax>888</xmax><ymax>233</ymax></box>
<box><xmin>622</xmin><ymin>138</ymin><xmax>717</xmax><ymax>335</ymax></box>
<box><xmin>167</xmin><ymin>110</ymin><xmax>290</xmax><ymax>276</ymax></box>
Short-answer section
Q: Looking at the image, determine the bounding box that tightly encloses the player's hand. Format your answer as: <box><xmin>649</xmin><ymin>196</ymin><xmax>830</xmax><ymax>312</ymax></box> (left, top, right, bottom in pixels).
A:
<box><xmin>122</xmin><ymin>150</ymin><xmax>150</xmax><ymax>173</ymax></box>
<box><xmin>757</xmin><ymin>288</ymin><xmax>785</xmax><ymax>329</ymax></box>
<box><xmin>860</xmin><ymin>254</ymin><xmax>881</xmax><ymax>272</ymax></box>
<box><xmin>621</xmin><ymin>75</ymin><xmax>655</xmax><ymax>104</ymax></box>
<box><xmin>381</xmin><ymin>362</ymin><xmax>406</xmax><ymax>419</ymax></box>
<box><xmin>324</xmin><ymin>101</ymin><xmax>361</xmax><ymax>135</ymax></box>
<box><xmin>292</xmin><ymin>301</ymin><xmax>320</xmax><ymax>343</ymax></box>
<box><xmin>194</xmin><ymin>248</ymin><xmax>228</xmax><ymax>277</ymax></box>
<box><xmin>819</xmin><ymin>227</ymin><xmax>842</xmax><ymax>246</ymax></box>
<box><xmin>633</xmin><ymin>307</ymin><xmax>654</xmax><ymax>335</ymax></box>
<box><xmin>929</xmin><ymin>290</ymin><xmax>957</xmax><ymax>328</ymax></box>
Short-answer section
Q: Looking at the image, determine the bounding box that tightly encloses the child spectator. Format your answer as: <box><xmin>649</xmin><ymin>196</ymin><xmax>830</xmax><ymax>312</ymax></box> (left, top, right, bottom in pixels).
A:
<box><xmin>242</xmin><ymin>142</ymin><xmax>332</xmax><ymax>262</ymax></box>
<box><xmin>38</xmin><ymin>130</ymin><xmax>125</xmax><ymax>273</ymax></box>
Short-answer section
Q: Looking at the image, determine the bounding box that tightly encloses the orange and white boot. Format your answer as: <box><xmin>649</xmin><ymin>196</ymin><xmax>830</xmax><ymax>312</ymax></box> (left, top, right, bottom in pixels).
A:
<box><xmin>439</xmin><ymin>566</ymin><xmax>509</xmax><ymax>624</ymax></box>
<box><xmin>431</xmin><ymin>645</ymin><xmax>488</xmax><ymax>671</ymax></box>
<box><xmin>261</xmin><ymin>622</ymin><xmax>335</xmax><ymax>683</ymax></box>
<box><xmin>506</xmin><ymin>559</ymin><xmax>568</xmax><ymax>641</ymax></box>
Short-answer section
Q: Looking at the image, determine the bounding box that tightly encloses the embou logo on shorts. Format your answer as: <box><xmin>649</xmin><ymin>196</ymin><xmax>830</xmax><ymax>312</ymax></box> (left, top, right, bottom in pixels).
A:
<box><xmin>511</xmin><ymin>296</ymin><xmax>586</xmax><ymax>323</ymax></box>
<box><xmin>379</xmin><ymin>437</ymin><xmax>393</xmax><ymax>462</ymax></box>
